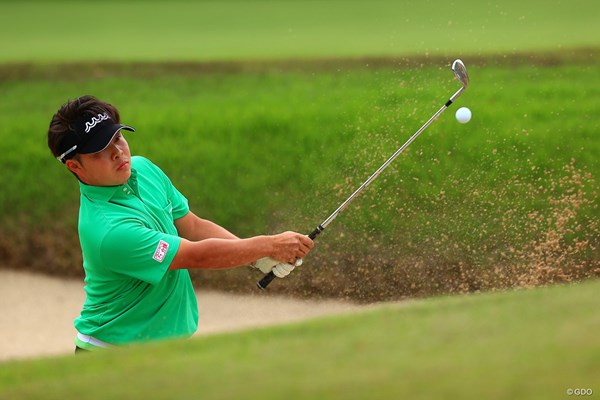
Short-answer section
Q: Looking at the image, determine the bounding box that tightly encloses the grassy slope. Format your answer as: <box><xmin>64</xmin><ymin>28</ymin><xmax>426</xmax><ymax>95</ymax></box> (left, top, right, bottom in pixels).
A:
<box><xmin>0</xmin><ymin>0</ymin><xmax>599</xmax><ymax>63</ymax></box>
<box><xmin>0</xmin><ymin>63</ymin><xmax>600</xmax><ymax>280</ymax></box>
<box><xmin>1</xmin><ymin>61</ymin><xmax>598</xmax><ymax>298</ymax></box>
<box><xmin>2</xmin><ymin>63</ymin><xmax>599</xmax><ymax>226</ymax></box>
<box><xmin>0</xmin><ymin>280</ymin><xmax>598</xmax><ymax>399</ymax></box>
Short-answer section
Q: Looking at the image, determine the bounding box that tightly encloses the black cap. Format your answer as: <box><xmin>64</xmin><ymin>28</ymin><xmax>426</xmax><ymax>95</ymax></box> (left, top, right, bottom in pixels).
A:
<box><xmin>56</xmin><ymin>112</ymin><xmax>135</xmax><ymax>163</ymax></box>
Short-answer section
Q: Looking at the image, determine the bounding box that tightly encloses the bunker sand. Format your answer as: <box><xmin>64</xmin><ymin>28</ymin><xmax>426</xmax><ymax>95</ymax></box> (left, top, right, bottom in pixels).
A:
<box><xmin>0</xmin><ymin>269</ymin><xmax>363</xmax><ymax>362</ymax></box>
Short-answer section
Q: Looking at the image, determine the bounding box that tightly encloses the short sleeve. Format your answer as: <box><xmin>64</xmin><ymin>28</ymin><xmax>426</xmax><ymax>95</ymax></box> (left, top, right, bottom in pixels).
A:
<box><xmin>100</xmin><ymin>220</ymin><xmax>181</xmax><ymax>285</ymax></box>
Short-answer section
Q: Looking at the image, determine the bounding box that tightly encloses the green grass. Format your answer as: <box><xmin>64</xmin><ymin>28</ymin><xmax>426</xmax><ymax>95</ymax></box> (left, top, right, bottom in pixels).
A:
<box><xmin>1</xmin><ymin>59</ymin><xmax>599</xmax><ymax>298</ymax></box>
<box><xmin>1</xmin><ymin>0</ymin><xmax>599</xmax><ymax>63</ymax></box>
<box><xmin>0</xmin><ymin>2</ymin><xmax>597</xmax><ymax>397</ymax></box>
<box><xmin>0</xmin><ymin>280</ymin><xmax>598</xmax><ymax>399</ymax></box>
<box><xmin>2</xmin><ymin>62</ymin><xmax>599</xmax><ymax>226</ymax></box>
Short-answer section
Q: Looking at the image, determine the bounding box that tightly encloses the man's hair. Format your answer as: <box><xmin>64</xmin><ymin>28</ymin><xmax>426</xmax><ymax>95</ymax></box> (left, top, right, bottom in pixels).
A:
<box><xmin>47</xmin><ymin>95</ymin><xmax>121</xmax><ymax>160</ymax></box>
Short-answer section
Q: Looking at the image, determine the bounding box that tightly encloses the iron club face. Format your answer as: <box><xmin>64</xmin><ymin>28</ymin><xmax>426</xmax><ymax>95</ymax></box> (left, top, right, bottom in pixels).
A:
<box><xmin>452</xmin><ymin>59</ymin><xmax>470</xmax><ymax>88</ymax></box>
<box><xmin>448</xmin><ymin>59</ymin><xmax>469</xmax><ymax>104</ymax></box>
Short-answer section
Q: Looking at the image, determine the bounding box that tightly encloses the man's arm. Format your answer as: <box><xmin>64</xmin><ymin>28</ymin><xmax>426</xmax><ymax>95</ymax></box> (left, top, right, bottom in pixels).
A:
<box><xmin>170</xmin><ymin>212</ymin><xmax>313</xmax><ymax>270</ymax></box>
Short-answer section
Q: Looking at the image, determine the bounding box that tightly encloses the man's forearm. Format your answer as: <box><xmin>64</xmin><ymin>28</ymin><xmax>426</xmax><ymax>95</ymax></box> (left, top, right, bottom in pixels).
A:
<box><xmin>171</xmin><ymin>213</ymin><xmax>314</xmax><ymax>270</ymax></box>
<box><xmin>170</xmin><ymin>236</ymin><xmax>272</xmax><ymax>270</ymax></box>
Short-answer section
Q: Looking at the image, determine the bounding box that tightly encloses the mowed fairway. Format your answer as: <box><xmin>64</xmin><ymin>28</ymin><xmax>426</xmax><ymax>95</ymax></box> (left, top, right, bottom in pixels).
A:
<box><xmin>0</xmin><ymin>0</ymin><xmax>599</xmax><ymax>63</ymax></box>
<box><xmin>0</xmin><ymin>280</ymin><xmax>598</xmax><ymax>399</ymax></box>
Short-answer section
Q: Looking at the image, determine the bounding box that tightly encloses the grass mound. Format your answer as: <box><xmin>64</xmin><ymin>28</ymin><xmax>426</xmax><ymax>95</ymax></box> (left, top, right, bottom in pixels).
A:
<box><xmin>1</xmin><ymin>280</ymin><xmax>598</xmax><ymax>399</ymax></box>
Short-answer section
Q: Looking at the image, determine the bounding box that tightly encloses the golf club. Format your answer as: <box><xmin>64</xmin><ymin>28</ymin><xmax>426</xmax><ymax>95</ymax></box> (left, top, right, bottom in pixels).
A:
<box><xmin>258</xmin><ymin>59</ymin><xmax>470</xmax><ymax>290</ymax></box>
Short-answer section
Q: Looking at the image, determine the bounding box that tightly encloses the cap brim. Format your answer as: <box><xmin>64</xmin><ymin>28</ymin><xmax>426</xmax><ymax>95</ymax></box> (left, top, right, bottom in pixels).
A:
<box><xmin>78</xmin><ymin>124</ymin><xmax>135</xmax><ymax>154</ymax></box>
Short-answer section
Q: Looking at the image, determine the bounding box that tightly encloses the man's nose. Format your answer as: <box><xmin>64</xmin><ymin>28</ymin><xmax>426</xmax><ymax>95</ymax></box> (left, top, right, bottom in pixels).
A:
<box><xmin>110</xmin><ymin>143</ymin><xmax>123</xmax><ymax>159</ymax></box>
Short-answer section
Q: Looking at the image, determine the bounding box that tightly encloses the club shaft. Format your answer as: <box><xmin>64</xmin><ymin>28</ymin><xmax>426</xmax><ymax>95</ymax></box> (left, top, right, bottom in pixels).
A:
<box><xmin>320</xmin><ymin>86</ymin><xmax>464</xmax><ymax>230</ymax></box>
<box><xmin>257</xmin><ymin>83</ymin><xmax>466</xmax><ymax>290</ymax></box>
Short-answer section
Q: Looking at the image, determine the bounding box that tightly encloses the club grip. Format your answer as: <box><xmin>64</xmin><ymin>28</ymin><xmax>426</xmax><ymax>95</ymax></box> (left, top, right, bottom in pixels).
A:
<box><xmin>256</xmin><ymin>225</ymin><xmax>324</xmax><ymax>290</ymax></box>
<box><xmin>257</xmin><ymin>271</ymin><xmax>277</xmax><ymax>290</ymax></box>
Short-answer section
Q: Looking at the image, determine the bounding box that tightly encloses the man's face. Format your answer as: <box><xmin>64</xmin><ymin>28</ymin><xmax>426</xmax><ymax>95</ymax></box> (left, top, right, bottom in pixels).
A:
<box><xmin>66</xmin><ymin>132</ymin><xmax>132</xmax><ymax>186</ymax></box>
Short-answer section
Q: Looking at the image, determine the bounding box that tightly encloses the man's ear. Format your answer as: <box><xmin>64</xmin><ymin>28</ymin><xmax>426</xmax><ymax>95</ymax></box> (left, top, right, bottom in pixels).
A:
<box><xmin>65</xmin><ymin>158</ymin><xmax>83</xmax><ymax>177</ymax></box>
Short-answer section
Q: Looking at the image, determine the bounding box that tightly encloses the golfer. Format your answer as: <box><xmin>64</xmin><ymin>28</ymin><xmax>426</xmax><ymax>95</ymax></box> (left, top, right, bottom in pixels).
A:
<box><xmin>47</xmin><ymin>95</ymin><xmax>313</xmax><ymax>352</ymax></box>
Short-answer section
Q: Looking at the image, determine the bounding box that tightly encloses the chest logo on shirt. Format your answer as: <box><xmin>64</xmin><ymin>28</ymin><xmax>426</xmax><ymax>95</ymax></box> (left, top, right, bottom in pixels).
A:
<box><xmin>152</xmin><ymin>240</ymin><xmax>170</xmax><ymax>263</ymax></box>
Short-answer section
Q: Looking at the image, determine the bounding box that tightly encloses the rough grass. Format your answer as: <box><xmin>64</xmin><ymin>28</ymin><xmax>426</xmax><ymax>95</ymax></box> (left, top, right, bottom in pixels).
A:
<box><xmin>0</xmin><ymin>54</ymin><xmax>598</xmax><ymax>300</ymax></box>
<box><xmin>0</xmin><ymin>280</ymin><xmax>598</xmax><ymax>399</ymax></box>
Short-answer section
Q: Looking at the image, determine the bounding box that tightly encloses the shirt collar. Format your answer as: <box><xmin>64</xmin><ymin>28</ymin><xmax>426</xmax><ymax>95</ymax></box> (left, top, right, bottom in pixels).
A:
<box><xmin>79</xmin><ymin>167</ymin><xmax>139</xmax><ymax>202</ymax></box>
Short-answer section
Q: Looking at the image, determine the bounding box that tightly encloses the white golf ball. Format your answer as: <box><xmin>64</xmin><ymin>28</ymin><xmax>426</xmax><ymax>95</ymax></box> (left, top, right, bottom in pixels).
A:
<box><xmin>455</xmin><ymin>107</ymin><xmax>472</xmax><ymax>124</ymax></box>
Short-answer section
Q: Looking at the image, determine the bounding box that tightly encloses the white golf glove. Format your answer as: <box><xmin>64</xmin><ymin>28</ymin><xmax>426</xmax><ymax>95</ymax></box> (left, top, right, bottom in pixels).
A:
<box><xmin>252</xmin><ymin>257</ymin><xmax>297</xmax><ymax>278</ymax></box>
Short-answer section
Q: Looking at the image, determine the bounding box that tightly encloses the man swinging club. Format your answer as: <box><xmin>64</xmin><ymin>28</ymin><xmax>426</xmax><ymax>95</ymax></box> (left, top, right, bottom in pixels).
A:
<box><xmin>47</xmin><ymin>95</ymin><xmax>314</xmax><ymax>352</ymax></box>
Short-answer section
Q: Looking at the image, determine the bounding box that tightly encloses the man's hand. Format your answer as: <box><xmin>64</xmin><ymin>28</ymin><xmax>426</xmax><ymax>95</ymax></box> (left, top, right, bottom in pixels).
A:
<box><xmin>252</xmin><ymin>257</ymin><xmax>296</xmax><ymax>278</ymax></box>
<box><xmin>253</xmin><ymin>231</ymin><xmax>313</xmax><ymax>278</ymax></box>
<box><xmin>270</xmin><ymin>232</ymin><xmax>314</xmax><ymax>264</ymax></box>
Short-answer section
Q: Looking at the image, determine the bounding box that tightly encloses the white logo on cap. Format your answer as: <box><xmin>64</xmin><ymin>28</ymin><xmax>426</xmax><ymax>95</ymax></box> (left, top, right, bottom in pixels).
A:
<box><xmin>84</xmin><ymin>113</ymin><xmax>109</xmax><ymax>133</ymax></box>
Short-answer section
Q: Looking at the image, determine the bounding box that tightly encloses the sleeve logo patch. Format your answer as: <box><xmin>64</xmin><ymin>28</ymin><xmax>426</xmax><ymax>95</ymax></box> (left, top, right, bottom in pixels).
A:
<box><xmin>152</xmin><ymin>240</ymin><xmax>170</xmax><ymax>263</ymax></box>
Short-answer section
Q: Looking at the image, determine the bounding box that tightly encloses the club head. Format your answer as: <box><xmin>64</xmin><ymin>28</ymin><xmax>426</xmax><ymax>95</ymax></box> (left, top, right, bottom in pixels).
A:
<box><xmin>452</xmin><ymin>59</ymin><xmax>469</xmax><ymax>88</ymax></box>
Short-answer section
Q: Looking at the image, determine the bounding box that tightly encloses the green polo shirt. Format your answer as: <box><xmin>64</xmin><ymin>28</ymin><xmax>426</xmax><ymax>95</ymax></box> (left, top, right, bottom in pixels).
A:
<box><xmin>74</xmin><ymin>156</ymin><xmax>198</xmax><ymax>346</ymax></box>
